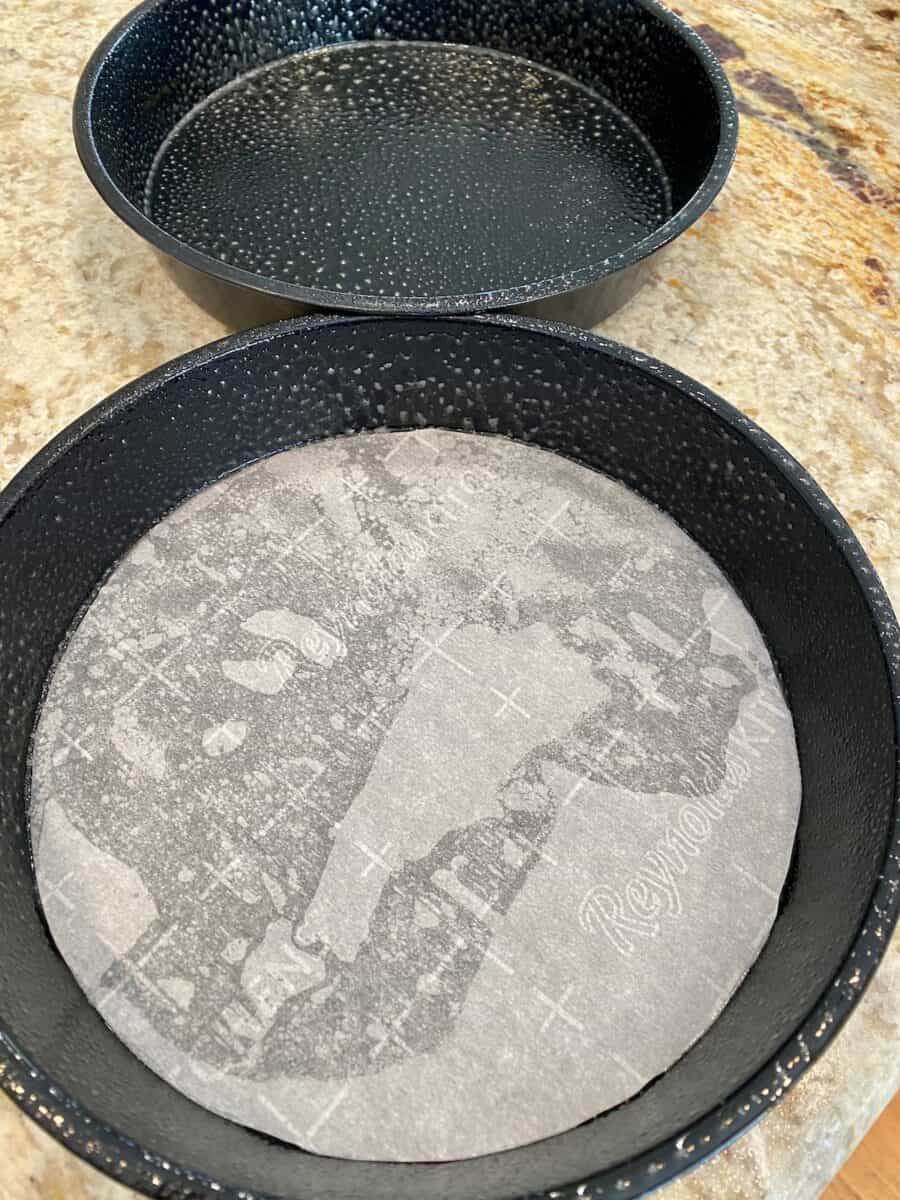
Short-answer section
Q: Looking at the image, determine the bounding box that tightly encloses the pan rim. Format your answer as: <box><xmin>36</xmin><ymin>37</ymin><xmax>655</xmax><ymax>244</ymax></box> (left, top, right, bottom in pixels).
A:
<box><xmin>1</xmin><ymin>314</ymin><xmax>897</xmax><ymax>1200</ymax></box>
<box><xmin>72</xmin><ymin>0</ymin><xmax>739</xmax><ymax>315</ymax></box>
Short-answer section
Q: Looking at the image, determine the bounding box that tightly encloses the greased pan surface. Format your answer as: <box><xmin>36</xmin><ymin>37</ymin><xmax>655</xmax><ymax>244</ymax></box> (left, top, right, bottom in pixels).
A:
<box><xmin>74</xmin><ymin>0</ymin><xmax>737</xmax><ymax>328</ymax></box>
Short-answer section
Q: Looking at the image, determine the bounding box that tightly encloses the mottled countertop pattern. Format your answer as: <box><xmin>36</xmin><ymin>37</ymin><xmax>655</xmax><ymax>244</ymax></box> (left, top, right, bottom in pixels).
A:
<box><xmin>0</xmin><ymin>0</ymin><xmax>897</xmax><ymax>1196</ymax></box>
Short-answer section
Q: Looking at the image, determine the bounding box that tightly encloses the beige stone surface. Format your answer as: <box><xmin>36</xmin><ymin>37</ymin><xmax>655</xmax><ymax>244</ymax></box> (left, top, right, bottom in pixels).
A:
<box><xmin>0</xmin><ymin>0</ymin><xmax>897</xmax><ymax>1196</ymax></box>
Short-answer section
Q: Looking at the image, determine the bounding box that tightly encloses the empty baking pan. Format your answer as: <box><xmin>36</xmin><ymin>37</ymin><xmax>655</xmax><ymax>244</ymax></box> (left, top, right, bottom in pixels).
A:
<box><xmin>1</xmin><ymin>316</ymin><xmax>897</xmax><ymax>1199</ymax></box>
<box><xmin>74</xmin><ymin>0</ymin><xmax>737</xmax><ymax>327</ymax></box>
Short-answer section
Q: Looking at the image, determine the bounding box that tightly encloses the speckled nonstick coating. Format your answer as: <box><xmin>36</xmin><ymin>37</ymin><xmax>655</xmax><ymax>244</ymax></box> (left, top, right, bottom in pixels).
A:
<box><xmin>0</xmin><ymin>315</ymin><xmax>897</xmax><ymax>1197</ymax></box>
<box><xmin>73</xmin><ymin>0</ymin><xmax>737</xmax><ymax>328</ymax></box>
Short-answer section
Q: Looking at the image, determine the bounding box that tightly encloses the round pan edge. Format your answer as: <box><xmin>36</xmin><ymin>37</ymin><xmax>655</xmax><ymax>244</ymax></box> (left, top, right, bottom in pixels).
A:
<box><xmin>71</xmin><ymin>3</ymin><xmax>739</xmax><ymax>316</ymax></box>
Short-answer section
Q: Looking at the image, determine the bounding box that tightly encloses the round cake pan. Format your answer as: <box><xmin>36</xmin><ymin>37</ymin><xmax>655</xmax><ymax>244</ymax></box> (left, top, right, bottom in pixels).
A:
<box><xmin>1</xmin><ymin>315</ymin><xmax>897</xmax><ymax>1199</ymax></box>
<box><xmin>73</xmin><ymin>0</ymin><xmax>737</xmax><ymax>330</ymax></box>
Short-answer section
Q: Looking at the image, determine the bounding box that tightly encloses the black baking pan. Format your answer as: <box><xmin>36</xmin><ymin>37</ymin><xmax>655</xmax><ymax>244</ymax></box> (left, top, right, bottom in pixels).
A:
<box><xmin>1</xmin><ymin>315</ymin><xmax>897</xmax><ymax>1199</ymax></box>
<box><xmin>73</xmin><ymin>0</ymin><xmax>737</xmax><ymax>329</ymax></box>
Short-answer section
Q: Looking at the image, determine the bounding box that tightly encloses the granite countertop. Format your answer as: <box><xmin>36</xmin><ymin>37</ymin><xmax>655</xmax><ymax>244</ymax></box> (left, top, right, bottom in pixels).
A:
<box><xmin>0</xmin><ymin>0</ymin><xmax>897</xmax><ymax>1196</ymax></box>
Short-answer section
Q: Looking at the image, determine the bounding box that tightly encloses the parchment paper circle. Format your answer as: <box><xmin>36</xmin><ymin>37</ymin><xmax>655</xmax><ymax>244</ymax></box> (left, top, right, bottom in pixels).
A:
<box><xmin>32</xmin><ymin>430</ymin><xmax>801</xmax><ymax>1161</ymax></box>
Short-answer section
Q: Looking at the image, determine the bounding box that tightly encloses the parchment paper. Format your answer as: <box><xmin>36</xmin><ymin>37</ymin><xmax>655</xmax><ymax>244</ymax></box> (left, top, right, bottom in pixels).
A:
<box><xmin>31</xmin><ymin>430</ymin><xmax>801</xmax><ymax>1161</ymax></box>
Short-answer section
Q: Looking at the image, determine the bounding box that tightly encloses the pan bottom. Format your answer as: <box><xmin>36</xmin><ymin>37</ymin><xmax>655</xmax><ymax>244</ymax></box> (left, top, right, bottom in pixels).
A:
<box><xmin>145</xmin><ymin>40</ymin><xmax>672</xmax><ymax>303</ymax></box>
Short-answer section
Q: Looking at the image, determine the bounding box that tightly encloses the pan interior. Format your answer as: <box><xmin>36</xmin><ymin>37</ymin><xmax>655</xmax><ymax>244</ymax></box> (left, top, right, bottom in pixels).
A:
<box><xmin>0</xmin><ymin>318</ymin><xmax>894</xmax><ymax>1200</ymax></box>
<box><xmin>144</xmin><ymin>42</ymin><xmax>671</xmax><ymax>300</ymax></box>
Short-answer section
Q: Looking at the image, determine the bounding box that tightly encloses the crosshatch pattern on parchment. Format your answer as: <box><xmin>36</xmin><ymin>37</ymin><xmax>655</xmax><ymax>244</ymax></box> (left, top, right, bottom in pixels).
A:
<box><xmin>31</xmin><ymin>430</ymin><xmax>801</xmax><ymax>1161</ymax></box>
